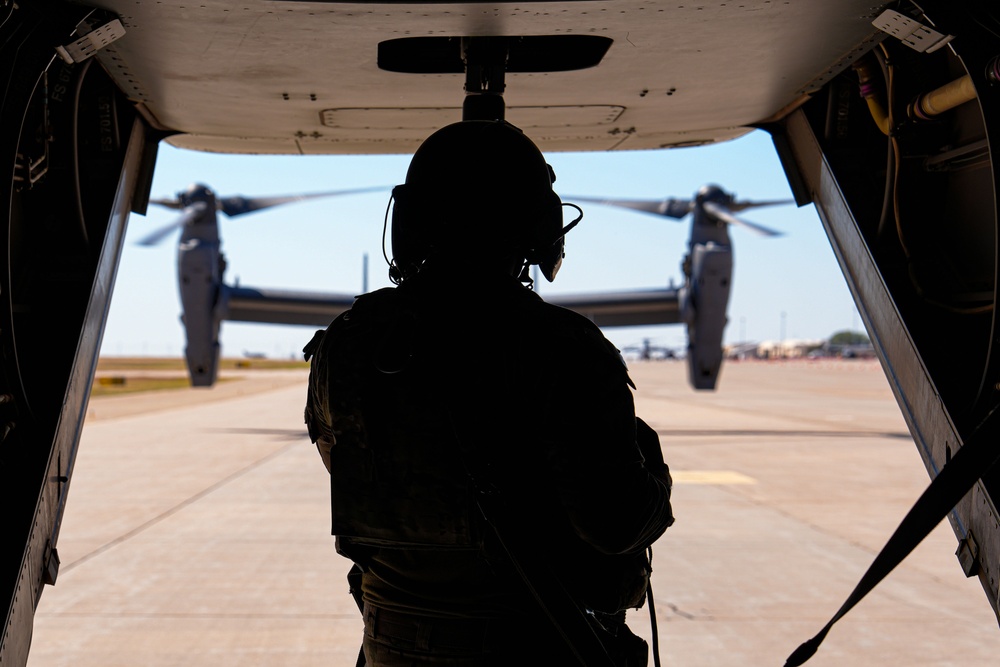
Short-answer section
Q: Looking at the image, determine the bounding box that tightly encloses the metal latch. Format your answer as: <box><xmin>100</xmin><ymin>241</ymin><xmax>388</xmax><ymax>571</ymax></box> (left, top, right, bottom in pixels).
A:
<box><xmin>55</xmin><ymin>19</ymin><xmax>126</xmax><ymax>64</ymax></box>
<box><xmin>42</xmin><ymin>543</ymin><xmax>60</xmax><ymax>586</ymax></box>
<box><xmin>956</xmin><ymin>530</ymin><xmax>980</xmax><ymax>578</ymax></box>
<box><xmin>872</xmin><ymin>9</ymin><xmax>954</xmax><ymax>54</ymax></box>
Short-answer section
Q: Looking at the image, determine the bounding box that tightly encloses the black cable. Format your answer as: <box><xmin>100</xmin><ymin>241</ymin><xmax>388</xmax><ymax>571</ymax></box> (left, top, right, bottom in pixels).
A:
<box><xmin>646</xmin><ymin>546</ymin><xmax>661</xmax><ymax>667</ymax></box>
<box><xmin>871</xmin><ymin>46</ymin><xmax>895</xmax><ymax>245</ymax></box>
<box><xmin>72</xmin><ymin>58</ymin><xmax>93</xmax><ymax>252</ymax></box>
<box><xmin>381</xmin><ymin>192</ymin><xmax>401</xmax><ymax>284</ymax></box>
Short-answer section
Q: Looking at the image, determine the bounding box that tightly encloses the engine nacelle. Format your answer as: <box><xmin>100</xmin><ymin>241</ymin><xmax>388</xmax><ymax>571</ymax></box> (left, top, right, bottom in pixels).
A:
<box><xmin>178</xmin><ymin>239</ymin><xmax>223</xmax><ymax>387</ymax></box>
<box><xmin>684</xmin><ymin>242</ymin><xmax>732</xmax><ymax>390</ymax></box>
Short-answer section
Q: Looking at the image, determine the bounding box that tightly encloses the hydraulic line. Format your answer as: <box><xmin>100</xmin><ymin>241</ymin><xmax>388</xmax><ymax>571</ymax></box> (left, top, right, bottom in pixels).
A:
<box><xmin>72</xmin><ymin>58</ymin><xmax>93</xmax><ymax>251</ymax></box>
<box><xmin>852</xmin><ymin>57</ymin><xmax>890</xmax><ymax>136</ymax></box>
<box><xmin>858</xmin><ymin>45</ymin><xmax>991</xmax><ymax>314</ymax></box>
<box><xmin>908</xmin><ymin>74</ymin><xmax>977</xmax><ymax>120</ymax></box>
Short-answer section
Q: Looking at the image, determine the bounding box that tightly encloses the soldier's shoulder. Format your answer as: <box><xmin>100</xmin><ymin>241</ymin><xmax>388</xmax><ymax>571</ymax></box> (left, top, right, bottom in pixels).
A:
<box><xmin>531</xmin><ymin>298</ymin><xmax>610</xmax><ymax>342</ymax></box>
<box><xmin>529</xmin><ymin>299</ymin><xmax>631</xmax><ymax>379</ymax></box>
<box><xmin>350</xmin><ymin>286</ymin><xmax>401</xmax><ymax>316</ymax></box>
<box><xmin>304</xmin><ymin>287</ymin><xmax>399</xmax><ymax>361</ymax></box>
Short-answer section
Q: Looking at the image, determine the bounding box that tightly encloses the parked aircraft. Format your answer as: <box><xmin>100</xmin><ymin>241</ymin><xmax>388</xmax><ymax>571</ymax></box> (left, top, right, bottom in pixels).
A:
<box><xmin>141</xmin><ymin>183</ymin><xmax>389</xmax><ymax>386</ymax></box>
<box><xmin>140</xmin><ymin>179</ymin><xmax>783</xmax><ymax>391</ymax></box>
<box><xmin>2</xmin><ymin>1</ymin><xmax>999</xmax><ymax>665</ymax></box>
<box><xmin>621</xmin><ymin>338</ymin><xmax>681</xmax><ymax>361</ymax></box>
<box><xmin>570</xmin><ymin>184</ymin><xmax>792</xmax><ymax>388</ymax></box>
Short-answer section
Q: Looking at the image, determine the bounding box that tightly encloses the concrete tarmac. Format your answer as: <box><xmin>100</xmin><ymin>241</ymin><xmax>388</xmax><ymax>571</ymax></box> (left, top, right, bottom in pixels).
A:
<box><xmin>24</xmin><ymin>359</ymin><xmax>1000</xmax><ymax>666</ymax></box>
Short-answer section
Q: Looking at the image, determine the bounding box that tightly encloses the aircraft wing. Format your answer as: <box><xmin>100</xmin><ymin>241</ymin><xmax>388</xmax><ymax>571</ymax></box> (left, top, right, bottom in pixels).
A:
<box><xmin>545</xmin><ymin>288</ymin><xmax>680</xmax><ymax>328</ymax></box>
<box><xmin>221</xmin><ymin>284</ymin><xmax>679</xmax><ymax>330</ymax></box>
<box><xmin>221</xmin><ymin>285</ymin><xmax>359</xmax><ymax>327</ymax></box>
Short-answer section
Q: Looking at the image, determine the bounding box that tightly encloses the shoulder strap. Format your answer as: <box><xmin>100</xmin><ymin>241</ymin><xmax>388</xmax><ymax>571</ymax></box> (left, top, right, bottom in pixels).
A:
<box><xmin>433</xmin><ymin>301</ymin><xmax>633</xmax><ymax>666</ymax></box>
<box><xmin>441</xmin><ymin>391</ymin><xmax>619</xmax><ymax>666</ymax></box>
<box><xmin>785</xmin><ymin>406</ymin><xmax>1000</xmax><ymax>666</ymax></box>
<box><xmin>474</xmin><ymin>490</ymin><xmax>620</xmax><ymax>667</ymax></box>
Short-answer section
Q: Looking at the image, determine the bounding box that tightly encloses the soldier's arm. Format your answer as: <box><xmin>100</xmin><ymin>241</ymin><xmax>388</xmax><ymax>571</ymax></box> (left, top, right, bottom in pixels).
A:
<box><xmin>540</xmin><ymin>336</ymin><xmax>674</xmax><ymax>555</ymax></box>
<box><xmin>303</xmin><ymin>327</ymin><xmax>335</xmax><ymax>472</ymax></box>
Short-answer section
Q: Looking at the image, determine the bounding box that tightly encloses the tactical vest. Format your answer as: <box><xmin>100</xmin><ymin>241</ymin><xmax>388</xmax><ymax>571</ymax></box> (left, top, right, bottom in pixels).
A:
<box><xmin>304</xmin><ymin>278</ymin><xmax>665</xmax><ymax>615</ymax></box>
<box><xmin>304</xmin><ymin>287</ymin><xmax>483</xmax><ymax>550</ymax></box>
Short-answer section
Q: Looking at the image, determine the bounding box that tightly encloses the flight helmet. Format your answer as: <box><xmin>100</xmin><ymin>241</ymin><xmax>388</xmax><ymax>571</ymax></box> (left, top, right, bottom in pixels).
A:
<box><xmin>390</xmin><ymin>120</ymin><xmax>573</xmax><ymax>282</ymax></box>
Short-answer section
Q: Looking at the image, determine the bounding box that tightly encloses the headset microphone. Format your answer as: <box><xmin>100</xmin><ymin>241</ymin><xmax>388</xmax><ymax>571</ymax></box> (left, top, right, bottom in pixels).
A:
<box><xmin>383</xmin><ymin>188</ymin><xmax>403</xmax><ymax>284</ymax></box>
<box><xmin>533</xmin><ymin>202</ymin><xmax>583</xmax><ymax>282</ymax></box>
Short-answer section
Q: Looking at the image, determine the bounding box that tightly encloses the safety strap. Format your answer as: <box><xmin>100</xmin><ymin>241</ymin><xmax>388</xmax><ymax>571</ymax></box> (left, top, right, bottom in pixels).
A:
<box><xmin>646</xmin><ymin>546</ymin><xmax>662</xmax><ymax>667</ymax></box>
<box><xmin>442</xmin><ymin>390</ymin><xmax>618</xmax><ymax>667</ymax></box>
<box><xmin>784</xmin><ymin>407</ymin><xmax>1000</xmax><ymax>666</ymax></box>
<box><xmin>436</xmin><ymin>325</ymin><xmax>641</xmax><ymax>667</ymax></box>
<box><xmin>474</xmin><ymin>491</ymin><xmax>619</xmax><ymax>667</ymax></box>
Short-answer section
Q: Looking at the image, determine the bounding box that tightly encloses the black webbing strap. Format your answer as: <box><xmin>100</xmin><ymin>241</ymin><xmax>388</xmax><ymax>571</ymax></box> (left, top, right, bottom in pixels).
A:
<box><xmin>784</xmin><ymin>407</ymin><xmax>1000</xmax><ymax>666</ymax></box>
<box><xmin>475</xmin><ymin>491</ymin><xmax>619</xmax><ymax>667</ymax></box>
<box><xmin>646</xmin><ymin>546</ymin><xmax>662</xmax><ymax>667</ymax></box>
<box><xmin>443</xmin><ymin>400</ymin><xmax>617</xmax><ymax>667</ymax></box>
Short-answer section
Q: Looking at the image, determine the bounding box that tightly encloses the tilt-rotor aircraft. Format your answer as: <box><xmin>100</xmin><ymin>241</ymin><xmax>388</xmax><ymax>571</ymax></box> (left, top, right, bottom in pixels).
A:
<box><xmin>142</xmin><ymin>180</ymin><xmax>785</xmax><ymax>391</ymax></box>
<box><xmin>2</xmin><ymin>1</ymin><xmax>1000</xmax><ymax>664</ymax></box>
<box><xmin>139</xmin><ymin>183</ymin><xmax>392</xmax><ymax>387</ymax></box>
<box><xmin>569</xmin><ymin>184</ymin><xmax>791</xmax><ymax>389</ymax></box>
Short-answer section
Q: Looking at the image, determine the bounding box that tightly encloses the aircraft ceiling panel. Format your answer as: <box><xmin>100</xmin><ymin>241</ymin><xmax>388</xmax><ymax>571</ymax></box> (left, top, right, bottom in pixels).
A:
<box><xmin>319</xmin><ymin>105</ymin><xmax>626</xmax><ymax>131</ymax></box>
<box><xmin>86</xmin><ymin>0</ymin><xmax>891</xmax><ymax>154</ymax></box>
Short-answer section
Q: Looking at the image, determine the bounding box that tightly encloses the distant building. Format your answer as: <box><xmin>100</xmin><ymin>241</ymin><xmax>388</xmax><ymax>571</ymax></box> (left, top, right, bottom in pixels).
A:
<box><xmin>723</xmin><ymin>335</ymin><xmax>875</xmax><ymax>360</ymax></box>
<box><xmin>755</xmin><ymin>339</ymin><xmax>825</xmax><ymax>359</ymax></box>
<box><xmin>725</xmin><ymin>342</ymin><xmax>759</xmax><ymax>360</ymax></box>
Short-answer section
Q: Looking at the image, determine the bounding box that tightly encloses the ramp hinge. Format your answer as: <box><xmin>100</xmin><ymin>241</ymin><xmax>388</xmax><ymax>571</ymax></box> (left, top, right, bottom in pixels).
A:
<box><xmin>42</xmin><ymin>543</ymin><xmax>60</xmax><ymax>586</ymax></box>
<box><xmin>56</xmin><ymin>19</ymin><xmax>126</xmax><ymax>64</ymax></box>
<box><xmin>956</xmin><ymin>530</ymin><xmax>980</xmax><ymax>578</ymax></box>
<box><xmin>872</xmin><ymin>9</ymin><xmax>953</xmax><ymax>54</ymax></box>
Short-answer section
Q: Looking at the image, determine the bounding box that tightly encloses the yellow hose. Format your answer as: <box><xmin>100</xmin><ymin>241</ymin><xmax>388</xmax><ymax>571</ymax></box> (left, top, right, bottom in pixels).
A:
<box><xmin>911</xmin><ymin>74</ymin><xmax>976</xmax><ymax>119</ymax></box>
<box><xmin>864</xmin><ymin>96</ymin><xmax>891</xmax><ymax>135</ymax></box>
<box><xmin>853</xmin><ymin>59</ymin><xmax>890</xmax><ymax>135</ymax></box>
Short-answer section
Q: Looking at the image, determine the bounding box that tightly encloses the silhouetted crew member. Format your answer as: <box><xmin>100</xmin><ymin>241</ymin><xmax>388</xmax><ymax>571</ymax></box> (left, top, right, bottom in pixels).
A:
<box><xmin>304</xmin><ymin>120</ymin><xmax>674</xmax><ymax>666</ymax></box>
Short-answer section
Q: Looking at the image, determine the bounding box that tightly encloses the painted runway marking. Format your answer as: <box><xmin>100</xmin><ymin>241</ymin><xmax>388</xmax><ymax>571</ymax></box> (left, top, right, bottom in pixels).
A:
<box><xmin>672</xmin><ymin>470</ymin><xmax>757</xmax><ymax>485</ymax></box>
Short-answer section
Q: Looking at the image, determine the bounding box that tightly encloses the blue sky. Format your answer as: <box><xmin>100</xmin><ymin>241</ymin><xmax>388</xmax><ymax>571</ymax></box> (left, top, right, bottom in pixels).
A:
<box><xmin>100</xmin><ymin>128</ymin><xmax>861</xmax><ymax>359</ymax></box>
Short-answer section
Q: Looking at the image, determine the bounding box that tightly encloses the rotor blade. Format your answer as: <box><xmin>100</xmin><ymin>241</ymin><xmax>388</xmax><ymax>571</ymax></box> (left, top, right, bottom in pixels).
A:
<box><xmin>148</xmin><ymin>197</ymin><xmax>184</xmax><ymax>210</ymax></box>
<box><xmin>135</xmin><ymin>221</ymin><xmax>183</xmax><ymax>247</ymax></box>
<box><xmin>727</xmin><ymin>198</ymin><xmax>795</xmax><ymax>213</ymax></box>
<box><xmin>702</xmin><ymin>200</ymin><xmax>783</xmax><ymax>237</ymax></box>
<box><xmin>135</xmin><ymin>203</ymin><xmax>207</xmax><ymax>246</ymax></box>
<box><xmin>565</xmin><ymin>195</ymin><xmax>693</xmax><ymax>219</ymax></box>
<box><xmin>219</xmin><ymin>186</ymin><xmax>391</xmax><ymax>217</ymax></box>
